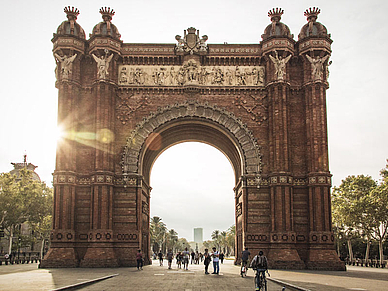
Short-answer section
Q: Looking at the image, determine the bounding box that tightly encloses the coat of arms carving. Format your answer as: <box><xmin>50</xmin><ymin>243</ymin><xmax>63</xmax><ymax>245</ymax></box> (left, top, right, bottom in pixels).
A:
<box><xmin>175</xmin><ymin>27</ymin><xmax>208</xmax><ymax>55</ymax></box>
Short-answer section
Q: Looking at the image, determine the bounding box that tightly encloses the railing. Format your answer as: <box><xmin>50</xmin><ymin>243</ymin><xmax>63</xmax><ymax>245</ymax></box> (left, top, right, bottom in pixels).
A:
<box><xmin>344</xmin><ymin>258</ymin><xmax>387</xmax><ymax>268</ymax></box>
<box><xmin>0</xmin><ymin>252</ymin><xmax>42</xmax><ymax>266</ymax></box>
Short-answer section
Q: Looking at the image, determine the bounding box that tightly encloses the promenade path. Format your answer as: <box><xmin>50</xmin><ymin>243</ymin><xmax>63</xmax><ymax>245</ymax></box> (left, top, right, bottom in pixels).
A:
<box><xmin>0</xmin><ymin>259</ymin><xmax>387</xmax><ymax>290</ymax></box>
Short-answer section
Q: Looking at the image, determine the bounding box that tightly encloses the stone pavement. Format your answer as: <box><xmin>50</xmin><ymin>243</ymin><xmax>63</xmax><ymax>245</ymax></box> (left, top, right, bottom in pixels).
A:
<box><xmin>0</xmin><ymin>259</ymin><xmax>387</xmax><ymax>291</ymax></box>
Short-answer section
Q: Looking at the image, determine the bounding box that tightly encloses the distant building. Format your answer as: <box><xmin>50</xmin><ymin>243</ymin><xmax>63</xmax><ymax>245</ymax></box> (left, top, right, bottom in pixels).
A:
<box><xmin>10</xmin><ymin>154</ymin><xmax>41</xmax><ymax>182</ymax></box>
<box><xmin>194</xmin><ymin>228</ymin><xmax>203</xmax><ymax>243</ymax></box>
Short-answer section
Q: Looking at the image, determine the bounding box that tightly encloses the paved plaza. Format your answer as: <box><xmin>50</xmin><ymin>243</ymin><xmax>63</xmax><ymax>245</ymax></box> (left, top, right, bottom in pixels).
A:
<box><xmin>0</xmin><ymin>259</ymin><xmax>387</xmax><ymax>290</ymax></box>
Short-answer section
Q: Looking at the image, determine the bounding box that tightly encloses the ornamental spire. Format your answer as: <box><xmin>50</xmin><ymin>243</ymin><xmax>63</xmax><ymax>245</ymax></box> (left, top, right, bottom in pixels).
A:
<box><xmin>100</xmin><ymin>7</ymin><xmax>115</xmax><ymax>22</ymax></box>
<box><xmin>304</xmin><ymin>7</ymin><xmax>320</xmax><ymax>22</ymax></box>
<box><xmin>268</xmin><ymin>7</ymin><xmax>284</xmax><ymax>23</ymax></box>
<box><xmin>64</xmin><ymin>6</ymin><xmax>80</xmax><ymax>21</ymax></box>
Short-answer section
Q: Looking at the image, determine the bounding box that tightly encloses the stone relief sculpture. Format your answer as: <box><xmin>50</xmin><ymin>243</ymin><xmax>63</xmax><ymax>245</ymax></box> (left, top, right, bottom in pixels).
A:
<box><xmin>54</xmin><ymin>53</ymin><xmax>77</xmax><ymax>79</ymax></box>
<box><xmin>174</xmin><ymin>27</ymin><xmax>208</xmax><ymax>54</ymax></box>
<box><xmin>92</xmin><ymin>50</ymin><xmax>114</xmax><ymax>79</ymax></box>
<box><xmin>118</xmin><ymin>63</ymin><xmax>265</xmax><ymax>87</ymax></box>
<box><xmin>269</xmin><ymin>50</ymin><xmax>291</xmax><ymax>80</ymax></box>
<box><xmin>306</xmin><ymin>54</ymin><xmax>330</xmax><ymax>81</ymax></box>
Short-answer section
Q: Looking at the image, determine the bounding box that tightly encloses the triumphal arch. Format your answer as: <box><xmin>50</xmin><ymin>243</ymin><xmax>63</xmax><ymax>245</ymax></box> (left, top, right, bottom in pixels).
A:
<box><xmin>41</xmin><ymin>6</ymin><xmax>344</xmax><ymax>270</ymax></box>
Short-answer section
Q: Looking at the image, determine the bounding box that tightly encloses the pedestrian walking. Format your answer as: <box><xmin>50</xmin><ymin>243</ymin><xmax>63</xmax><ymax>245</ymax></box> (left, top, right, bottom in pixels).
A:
<box><xmin>191</xmin><ymin>251</ymin><xmax>195</xmax><ymax>264</ymax></box>
<box><xmin>136</xmin><ymin>249</ymin><xmax>143</xmax><ymax>270</ymax></box>
<box><xmin>158</xmin><ymin>250</ymin><xmax>163</xmax><ymax>266</ymax></box>
<box><xmin>211</xmin><ymin>247</ymin><xmax>220</xmax><ymax>274</ymax></box>
<box><xmin>183</xmin><ymin>247</ymin><xmax>190</xmax><ymax>270</ymax></box>
<box><xmin>167</xmin><ymin>249</ymin><xmax>174</xmax><ymax>269</ymax></box>
<box><xmin>220</xmin><ymin>252</ymin><xmax>225</xmax><ymax>264</ymax></box>
<box><xmin>176</xmin><ymin>251</ymin><xmax>182</xmax><ymax>268</ymax></box>
<box><xmin>203</xmin><ymin>248</ymin><xmax>212</xmax><ymax>274</ymax></box>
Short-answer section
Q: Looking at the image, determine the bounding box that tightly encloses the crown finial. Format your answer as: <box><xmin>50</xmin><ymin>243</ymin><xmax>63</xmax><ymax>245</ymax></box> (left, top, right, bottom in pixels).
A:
<box><xmin>304</xmin><ymin>7</ymin><xmax>320</xmax><ymax>22</ymax></box>
<box><xmin>64</xmin><ymin>6</ymin><xmax>80</xmax><ymax>21</ymax></box>
<box><xmin>268</xmin><ymin>8</ymin><xmax>284</xmax><ymax>22</ymax></box>
<box><xmin>100</xmin><ymin>7</ymin><xmax>115</xmax><ymax>22</ymax></box>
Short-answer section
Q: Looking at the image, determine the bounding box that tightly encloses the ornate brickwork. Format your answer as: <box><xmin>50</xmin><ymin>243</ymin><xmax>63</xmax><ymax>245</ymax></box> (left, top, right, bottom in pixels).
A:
<box><xmin>42</xmin><ymin>6</ymin><xmax>344</xmax><ymax>271</ymax></box>
<box><xmin>121</xmin><ymin>101</ymin><xmax>262</xmax><ymax>177</ymax></box>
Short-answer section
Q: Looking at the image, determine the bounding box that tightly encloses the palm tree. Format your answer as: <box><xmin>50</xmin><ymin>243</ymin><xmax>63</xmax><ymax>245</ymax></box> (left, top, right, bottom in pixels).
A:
<box><xmin>211</xmin><ymin>230</ymin><xmax>220</xmax><ymax>250</ymax></box>
<box><xmin>226</xmin><ymin>225</ymin><xmax>235</xmax><ymax>256</ymax></box>
<box><xmin>150</xmin><ymin>216</ymin><xmax>167</xmax><ymax>253</ymax></box>
<box><xmin>166</xmin><ymin>229</ymin><xmax>178</xmax><ymax>252</ymax></box>
<box><xmin>219</xmin><ymin>231</ymin><xmax>227</xmax><ymax>254</ymax></box>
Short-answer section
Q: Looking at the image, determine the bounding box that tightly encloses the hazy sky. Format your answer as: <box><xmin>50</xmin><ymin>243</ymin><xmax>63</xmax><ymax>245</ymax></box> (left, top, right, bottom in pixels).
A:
<box><xmin>1</xmin><ymin>0</ymin><xmax>387</xmax><ymax>241</ymax></box>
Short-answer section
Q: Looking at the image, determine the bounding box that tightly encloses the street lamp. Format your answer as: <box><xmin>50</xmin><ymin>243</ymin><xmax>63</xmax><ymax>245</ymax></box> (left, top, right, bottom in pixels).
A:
<box><xmin>17</xmin><ymin>237</ymin><xmax>21</xmax><ymax>261</ymax></box>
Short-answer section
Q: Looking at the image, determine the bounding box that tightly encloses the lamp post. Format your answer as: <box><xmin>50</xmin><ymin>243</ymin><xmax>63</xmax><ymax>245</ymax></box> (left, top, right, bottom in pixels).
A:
<box><xmin>17</xmin><ymin>237</ymin><xmax>21</xmax><ymax>262</ymax></box>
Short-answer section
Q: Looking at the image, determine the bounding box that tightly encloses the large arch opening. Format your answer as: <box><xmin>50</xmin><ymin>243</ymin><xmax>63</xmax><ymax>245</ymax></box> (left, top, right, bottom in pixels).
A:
<box><xmin>121</xmin><ymin>102</ymin><xmax>263</xmax><ymax>265</ymax></box>
<box><xmin>150</xmin><ymin>141</ymin><xmax>235</xmax><ymax>250</ymax></box>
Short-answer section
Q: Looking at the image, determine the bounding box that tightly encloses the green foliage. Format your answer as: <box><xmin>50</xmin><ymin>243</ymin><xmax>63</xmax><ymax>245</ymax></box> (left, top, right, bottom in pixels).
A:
<box><xmin>207</xmin><ymin>225</ymin><xmax>235</xmax><ymax>255</ymax></box>
<box><xmin>332</xmin><ymin>159</ymin><xmax>388</xmax><ymax>263</ymax></box>
<box><xmin>0</xmin><ymin>168</ymin><xmax>53</xmax><ymax>252</ymax></box>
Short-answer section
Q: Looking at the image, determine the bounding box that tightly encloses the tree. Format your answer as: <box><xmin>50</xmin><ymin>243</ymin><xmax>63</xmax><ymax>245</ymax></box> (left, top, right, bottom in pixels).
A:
<box><xmin>226</xmin><ymin>225</ymin><xmax>235</xmax><ymax>256</ymax></box>
<box><xmin>166</xmin><ymin>229</ymin><xmax>178</xmax><ymax>253</ymax></box>
<box><xmin>0</xmin><ymin>169</ymin><xmax>53</xmax><ymax>255</ymax></box>
<box><xmin>175</xmin><ymin>237</ymin><xmax>190</xmax><ymax>252</ymax></box>
<box><xmin>332</xmin><ymin>175</ymin><xmax>377</xmax><ymax>261</ymax></box>
<box><xmin>150</xmin><ymin>216</ymin><xmax>167</xmax><ymax>253</ymax></box>
<box><xmin>211</xmin><ymin>230</ymin><xmax>220</xmax><ymax>250</ymax></box>
<box><xmin>362</xmin><ymin>161</ymin><xmax>388</xmax><ymax>265</ymax></box>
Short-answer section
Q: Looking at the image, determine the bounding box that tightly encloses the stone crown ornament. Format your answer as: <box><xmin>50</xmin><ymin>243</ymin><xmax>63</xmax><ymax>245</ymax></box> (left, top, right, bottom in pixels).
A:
<box><xmin>64</xmin><ymin>6</ymin><xmax>80</xmax><ymax>20</ymax></box>
<box><xmin>100</xmin><ymin>6</ymin><xmax>115</xmax><ymax>21</ymax></box>
<box><xmin>268</xmin><ymin>7</ymin><xmax>284</xmax><ymax>22</ymax></box>
<box><xmin>304</xmin><ymin>7</ymin><xmax>320</xmax><ymax>21</ymax></box>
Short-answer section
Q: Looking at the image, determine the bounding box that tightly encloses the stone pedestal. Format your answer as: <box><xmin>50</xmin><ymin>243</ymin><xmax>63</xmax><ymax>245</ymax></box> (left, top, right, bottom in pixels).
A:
<box><xmin>40</xmin><ymin>247</ymin><xmax>78</xmax><ymax>268</ymax></box>
<box><xmin>79</xmin><ymin>246</ymin><xmax>119</xmax><ymax>267</ymax></box>
<box><xmin>268</xmin><ymin>246</ymin><xmax>305</xmax><ymax>269</ymax></box>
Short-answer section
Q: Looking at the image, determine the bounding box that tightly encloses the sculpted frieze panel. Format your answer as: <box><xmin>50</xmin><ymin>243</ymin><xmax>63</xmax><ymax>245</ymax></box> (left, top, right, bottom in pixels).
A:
<box><xmin>118</xmin><ymin>61</ymin><xmax>265</xmax><ymax>87</ymax></box>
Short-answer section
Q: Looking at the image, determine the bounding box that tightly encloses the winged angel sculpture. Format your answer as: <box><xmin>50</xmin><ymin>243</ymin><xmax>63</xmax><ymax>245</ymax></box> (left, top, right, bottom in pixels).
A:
<box><xmin>92</xmin><ymin>51</ymin><xmax>113</xmax><ymax>79</ymax></box>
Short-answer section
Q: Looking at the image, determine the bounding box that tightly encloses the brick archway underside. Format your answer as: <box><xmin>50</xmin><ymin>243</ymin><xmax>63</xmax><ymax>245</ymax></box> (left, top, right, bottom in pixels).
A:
<box><xmin>122</xmin><ymin>101</ymin><xmax>262</xmax><ymax>185</ymax></box>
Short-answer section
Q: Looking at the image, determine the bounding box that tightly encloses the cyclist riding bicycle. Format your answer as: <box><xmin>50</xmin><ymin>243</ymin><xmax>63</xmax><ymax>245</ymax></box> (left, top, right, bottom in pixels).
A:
<box><xmin>250</xmin><ymin>250</ymin><xmax>268</xmax><ymax>291</ymax></box>
<box><xmin>241</xmin><ymin>247</ymin><xmax>251</xmax><ymax>277</ymax></box>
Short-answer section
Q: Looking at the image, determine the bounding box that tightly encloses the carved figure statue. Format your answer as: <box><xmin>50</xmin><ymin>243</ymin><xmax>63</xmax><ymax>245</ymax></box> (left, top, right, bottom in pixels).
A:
<box><xmin>258</xmin><ymin>67</ymin><xmax>265</xmax><ymax>85</ymax></box>
<box><xmin>92</xmin><ymin>51</ymin><xmax>114</xmax><ymax>79</ymax></box>
<box><xmin>306</xmin><ymin>54</ymin><xmax>330</xmax><ymax>81</ymax></box>
<box><xmin>175</xmin><ymin>35</ymin><xmax>185</xmax><ymax>52</ymax></box>
<box><xmin>184</xmin><ymin>61</ymin><xmax>199</xmax><ymax>83</ymax></box>
<box><xmin>225</xmin><ymin>69</ymin><xmax>234</xmax><ymax>85</ymax></box>
<box><xmin>269</xmin><ymin>51</ymin><xmax>291</xmax><ymax>80</ymax></box>
<box><xmin>212</xmin><ymin>67</ymin><xmax>224</xmax><ymax>85</ymax></box>
<box><xmin>152</xmin><ymin>67</ymin><xmax>166</xmax><ymax>85</ymax></box>
<box><xmin>199</xmin><ymin>67</ymin><xmax>209</xmax><ymax>85</ymax></box>
<box><xmin>199</xmin><ymin>35</ymin><xmax>208</xmax><ymax>52</ymax></box>
<box><xmin>177</xmin><ymin>67</ymin><xmax>186</xmax><ymax>85</ymax></box>
<box><xmin>119</xmin><ymin>67</ymin><xmax>128</xmax><ymax>84</ymax></box>
<box><xmin>54</xmin><ymin>53</ymin><xmax>77</xmax><ymax>79</ymax></box>
<box><xmin>169</xmin><ymin>67</ymin><xmax>177</xmax><ymax>85</ymax></box>
<box><xmin>235</xmin><ymin>66</ymin><xmax>247</xmax><ymax>85</ymax></box>
<box><xmin>326</xmin><ymin>60</ymin><xmax>332</xmax><ymax>82</ymax></box>
<box><xmin>134</xmin><ymin>68</ymin><xmax>145</xmax><ymax>85</ymax></box>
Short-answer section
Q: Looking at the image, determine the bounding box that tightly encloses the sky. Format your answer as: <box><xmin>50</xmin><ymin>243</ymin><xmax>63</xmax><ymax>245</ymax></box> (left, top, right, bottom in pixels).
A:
<box><xmin>1</xmin><ymin>0</ymin><xmax>387</xmax><ymax>241</ymax></box>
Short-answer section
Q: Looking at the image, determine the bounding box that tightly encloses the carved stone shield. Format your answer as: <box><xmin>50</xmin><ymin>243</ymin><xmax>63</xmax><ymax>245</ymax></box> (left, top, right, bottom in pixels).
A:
<box><xmin>186</xmin><ymin>30</ymin><xmax>198</xmax><ymax>49</ymax></box>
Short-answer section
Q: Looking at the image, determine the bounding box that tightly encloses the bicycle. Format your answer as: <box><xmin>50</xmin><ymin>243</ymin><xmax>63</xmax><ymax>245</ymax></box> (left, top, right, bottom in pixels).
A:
<box><xmin>241</xmin><ymin>260</ymin><xmax>249</xmax><ymax>277</ymax></box>
<box><xmin>254</xmin><ymin>268</ymin><xmax>269</xmax><ymax>291</ymax></box>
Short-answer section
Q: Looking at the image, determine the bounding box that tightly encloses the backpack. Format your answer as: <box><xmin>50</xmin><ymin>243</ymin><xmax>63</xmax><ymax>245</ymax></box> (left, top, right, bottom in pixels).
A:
<box><xmin>252</xmin><ymin>255</ymin><xmax>267</xmax><ymax>269</ymax></box>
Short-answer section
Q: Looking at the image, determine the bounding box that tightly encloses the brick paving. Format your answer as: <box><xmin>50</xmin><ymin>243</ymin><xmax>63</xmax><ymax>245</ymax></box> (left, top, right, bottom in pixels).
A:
<box><xmin>0</xmin><ymin>259</ymin><xmax>387</xmax><ymax>291</ymax></box>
